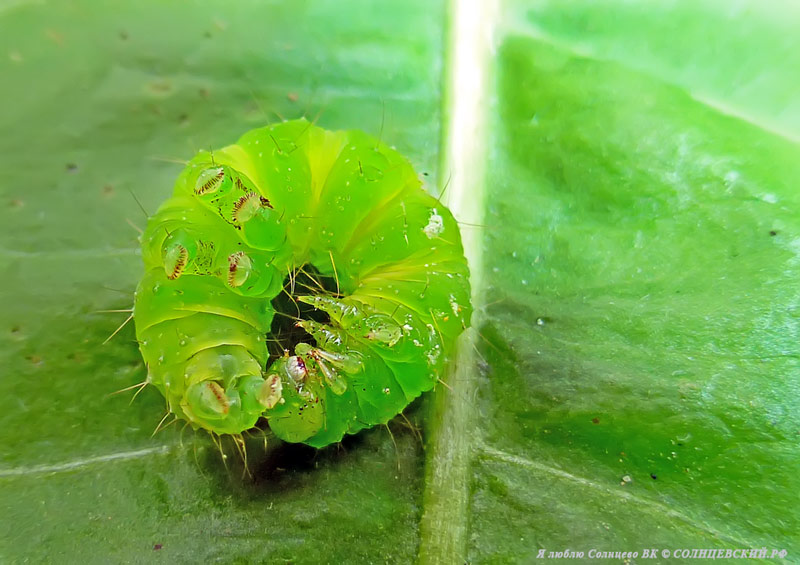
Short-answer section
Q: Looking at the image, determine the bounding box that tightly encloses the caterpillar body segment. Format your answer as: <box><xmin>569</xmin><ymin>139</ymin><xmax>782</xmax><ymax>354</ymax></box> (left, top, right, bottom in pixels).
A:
<box><xmin>133</xmin><ymin>119</ymin><xmax>471</xmax><ymax>446</ymax></box>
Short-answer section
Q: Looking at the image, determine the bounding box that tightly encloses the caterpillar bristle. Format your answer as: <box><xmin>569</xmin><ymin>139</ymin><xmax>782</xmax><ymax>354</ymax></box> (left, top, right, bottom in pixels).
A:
<box><xmin>103</xmin><ymin>312</ymin><xmax>134</xmax><ymax>345</ymax></box>
<box><xmin>125</xmin><ymin>218</ymin><xmax>144</xmax><ymax>234</ymax></box>
<box><xmin>231</xmin><ymin>434</ymin><xmax>251</xmax><ymax>480</ymax></box>
<box><xmin>151</xmin><ymin>411</ymin><xmax>174</xmax><ymax>437</ymax></box>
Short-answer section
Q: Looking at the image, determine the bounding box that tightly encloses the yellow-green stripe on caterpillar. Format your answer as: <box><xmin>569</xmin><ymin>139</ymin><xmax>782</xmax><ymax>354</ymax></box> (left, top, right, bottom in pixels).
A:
<box><xmin>133</xmin><ymin>119</ymin><xmax>471</xmax><ymax>447</ymax></box>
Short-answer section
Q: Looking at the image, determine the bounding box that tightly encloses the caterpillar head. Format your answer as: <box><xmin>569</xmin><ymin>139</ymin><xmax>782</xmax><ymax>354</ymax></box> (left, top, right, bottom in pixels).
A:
<box><xmin>177</xmin><ymin>346</ymin><xmax>278</xmax><ymax>435</ymax></box>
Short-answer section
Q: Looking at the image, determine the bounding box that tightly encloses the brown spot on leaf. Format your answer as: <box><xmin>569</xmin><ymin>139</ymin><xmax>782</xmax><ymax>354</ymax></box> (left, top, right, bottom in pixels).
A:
<box><xmin>45</xmin><ymin>29</ymin><xmax>65</xmax><ymax>45</ymax></box>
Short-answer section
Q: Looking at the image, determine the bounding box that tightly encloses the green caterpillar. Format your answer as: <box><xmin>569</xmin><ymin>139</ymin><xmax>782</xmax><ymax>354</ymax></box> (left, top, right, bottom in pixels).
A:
<box><xmin>133</xmin><ymin>119</ymin><xmax>471</xmax><ymax>447</ymax></box>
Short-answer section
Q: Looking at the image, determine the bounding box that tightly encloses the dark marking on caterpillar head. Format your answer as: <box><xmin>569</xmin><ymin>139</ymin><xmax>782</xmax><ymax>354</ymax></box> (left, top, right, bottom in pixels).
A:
<box><xmin>165</xmin><ymin>244</ymin><xmax>188</xmax><ymax>280</ymax></box>
<box><xmin>203</xmin><ymin>381</ymin><xmax>229</xmax><ymax>415</ymax></box>
<box><xmin>232</xmin><ymin>191</ymin><xmax>271</xmax><ymax>223</ymax></box>
<box><xmin>195</xmin><ymin>167</ymin><xmax>225</xmax><ymax>195</ymax></box>
<box><xmin>227</xmin><ymin>251</ymin><xmax>251</xmax><ymax>288</ymax></box>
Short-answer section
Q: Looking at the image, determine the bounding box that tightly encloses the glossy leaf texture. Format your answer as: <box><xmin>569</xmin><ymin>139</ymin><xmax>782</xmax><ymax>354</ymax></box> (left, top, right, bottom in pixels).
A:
<box><xmin>0</xmin><ymin>1</ymin><xmax>444</xmax><ymax>562</ymax></box>
<box><xmin>471</xmin><ymin>0</ymin><xmax>800</xmax><ymax>561</ymax></box>
<box><xmin>1</xmin><ymin>0</ymin><xmax>798</xmax><ymax>563</ymax></box>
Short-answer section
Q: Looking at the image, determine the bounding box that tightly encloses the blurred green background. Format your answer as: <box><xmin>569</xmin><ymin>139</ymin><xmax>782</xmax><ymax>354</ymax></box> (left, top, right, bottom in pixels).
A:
<box><xmin>1</xmin><ymin>0</ymin><xmax>798</xmax><ymax>563</ymax></box>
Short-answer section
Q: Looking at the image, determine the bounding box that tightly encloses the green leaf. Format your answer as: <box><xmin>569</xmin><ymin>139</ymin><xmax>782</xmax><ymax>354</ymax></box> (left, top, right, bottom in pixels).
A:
<box><xmin>468</xmin><ymin>1</ymin><xmax>800</xmax><ymax>561</ymax></box>
<box><xmin>1</xmin><ymin>0</ymin><xmax>797</xmax><ymax>563</ymax></box>
<box><xmin>0</xmin><ymin>1</ymin><xmax>444</xmax><ymax>562</ymax></box>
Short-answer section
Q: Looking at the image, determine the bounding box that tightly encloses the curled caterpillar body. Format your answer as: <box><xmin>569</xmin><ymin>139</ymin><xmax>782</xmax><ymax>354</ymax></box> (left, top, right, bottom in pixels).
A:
<box><xmin>133</xmin><ymin>119</ymin><xmax>471</xmax><ymax>447</ymax></box>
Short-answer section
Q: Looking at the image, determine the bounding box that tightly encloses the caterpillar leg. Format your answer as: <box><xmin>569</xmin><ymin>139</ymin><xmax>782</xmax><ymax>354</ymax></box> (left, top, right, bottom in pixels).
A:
<box><xmin>296</xmin><ymin>296</ymin><xmax>442</xmax><ymax>401</ymax></box>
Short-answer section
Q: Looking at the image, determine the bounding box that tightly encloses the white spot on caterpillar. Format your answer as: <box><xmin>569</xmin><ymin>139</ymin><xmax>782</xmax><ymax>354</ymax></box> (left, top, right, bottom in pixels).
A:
<box><xmin>723</xmin><ymin>170</ymin><xmax>739</xmax><ymax>186</ymax></box>
<box><xmin>423</xmin><ymin>208</ymin><xmax>444</xmax><ymax>239</ymax></box>
<box><xmin>449</xmin><ymin>294</ymin><xmax>460</xmax><ymax>316</ymax></box>
<box><xmin>426</xmin><ymin>348</ymin><xmax>440</xmax><ymax>365</ymax></box>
